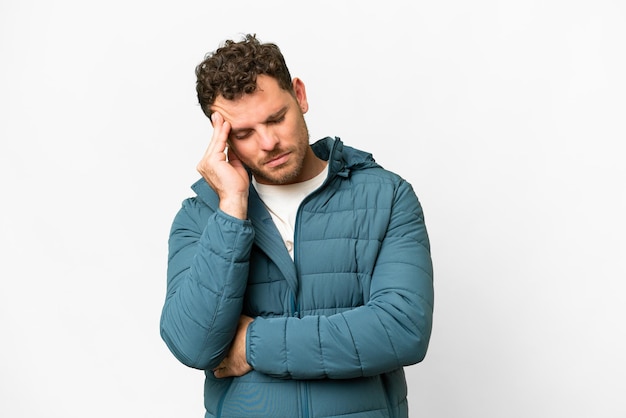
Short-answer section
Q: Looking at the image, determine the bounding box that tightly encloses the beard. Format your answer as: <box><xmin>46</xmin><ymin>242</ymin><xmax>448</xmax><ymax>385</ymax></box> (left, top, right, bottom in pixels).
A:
<box><xmin>245</xmin><ymin>117</ymin><xmax>311</xmax><ymax>185</ymax></box>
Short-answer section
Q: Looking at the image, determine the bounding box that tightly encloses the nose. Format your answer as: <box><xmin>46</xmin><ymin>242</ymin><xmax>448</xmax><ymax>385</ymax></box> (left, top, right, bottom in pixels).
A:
<box><xmin>257</xmin><ymin>126</ymin><xmax>279</xmax><ymax>151</ymax></box>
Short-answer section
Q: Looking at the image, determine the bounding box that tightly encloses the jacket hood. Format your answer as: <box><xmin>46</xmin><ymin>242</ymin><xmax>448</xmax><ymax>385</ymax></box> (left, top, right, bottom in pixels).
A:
<box><xmin>312</xmin><ymin>137</ymin><xmax>380</xmax><ymax>177</ymax></box>
<box><xmin>190</xmin><ymin>137</ymin><xmax>380</xmax><ymax>208</ymax></box>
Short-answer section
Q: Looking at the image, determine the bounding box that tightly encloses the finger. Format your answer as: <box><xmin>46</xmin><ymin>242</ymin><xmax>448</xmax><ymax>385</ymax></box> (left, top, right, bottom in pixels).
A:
<box><xmin>198</xmin><ymin>113</ymin><xmax>231</xmax><ymax>174</ymax></box>
<box><xmin>212</xmin><ymin>358</ymin><xmax>226</xmax><ymax>378</ymax></box>
<box><xmin>213</xmin><ymin>365</ymin><xmax>231</xmax><ymax>379</ymax></box>
<box><xmin>203</xmin><ymin>112</ymin><xmax>230</xmax><ymax>160</ymax></box>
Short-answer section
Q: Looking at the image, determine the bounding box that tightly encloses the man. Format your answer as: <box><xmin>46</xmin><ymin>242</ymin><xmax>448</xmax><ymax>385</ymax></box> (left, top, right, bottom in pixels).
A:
<box><xmin>160</xmin><ymin>34</ymin><xmax>434</xmax><ymax>418</ymax></box>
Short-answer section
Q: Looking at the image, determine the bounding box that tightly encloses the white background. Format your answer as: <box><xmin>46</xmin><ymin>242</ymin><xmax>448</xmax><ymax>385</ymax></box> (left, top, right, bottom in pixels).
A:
<box><xmin>1</xmin><ymin>1</ymin><xmax>625</xmax><ymax>417</ymax></box>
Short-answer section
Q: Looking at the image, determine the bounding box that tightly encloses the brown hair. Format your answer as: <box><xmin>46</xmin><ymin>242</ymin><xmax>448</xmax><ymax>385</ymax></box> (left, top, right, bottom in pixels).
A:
<box><xmin>195</xmin><ymin>34</ymin><xmax>293</xmax><ymax>119</ymax></box>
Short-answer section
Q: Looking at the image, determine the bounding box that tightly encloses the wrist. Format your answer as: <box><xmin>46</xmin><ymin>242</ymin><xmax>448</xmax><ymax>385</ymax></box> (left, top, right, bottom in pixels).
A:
<box><xmin>219</xmin><ymin>194</ymin><xmax>248</xmax><ymax>220</ymax></box>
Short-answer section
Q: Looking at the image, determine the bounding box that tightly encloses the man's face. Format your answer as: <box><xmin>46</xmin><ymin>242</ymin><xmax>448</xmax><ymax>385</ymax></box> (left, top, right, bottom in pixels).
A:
<box><xmin>211</xmin><ymin>75</ymin><xmax>312</xmax><ymax>185</ymax></box>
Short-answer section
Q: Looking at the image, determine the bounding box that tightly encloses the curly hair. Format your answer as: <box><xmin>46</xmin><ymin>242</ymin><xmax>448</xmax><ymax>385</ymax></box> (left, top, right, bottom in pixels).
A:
<box><xmin>195</xmin><ymin>34</ymin><xmax>293</xmax><ymax>119</ymax></box>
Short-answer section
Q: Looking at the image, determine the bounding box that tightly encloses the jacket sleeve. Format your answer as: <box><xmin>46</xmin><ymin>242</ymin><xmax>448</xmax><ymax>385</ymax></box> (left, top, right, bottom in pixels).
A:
<box><xmin>246</xmin><ymin>180</ymin><xmax>434</xmax><ymax>379</ymax></box>
<box><xmin>160</xmin><ymin>198</ymin><xmax>254</xmax><ymax>370</ymax></box>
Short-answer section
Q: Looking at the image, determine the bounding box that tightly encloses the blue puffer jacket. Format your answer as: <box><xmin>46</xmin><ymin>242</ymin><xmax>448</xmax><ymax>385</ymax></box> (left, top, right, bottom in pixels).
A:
<box><xmin>161</xmin><ymin>137</ymin><xmax>434</xmax><ymax>418</ymax></box>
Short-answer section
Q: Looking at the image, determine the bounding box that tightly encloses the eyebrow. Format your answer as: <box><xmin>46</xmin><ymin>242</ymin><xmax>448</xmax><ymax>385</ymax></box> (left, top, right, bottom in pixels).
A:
<box><xmin>265</xmin><ymin>106</ymin><xmax>288</xmax><ymax>122</ymax></box>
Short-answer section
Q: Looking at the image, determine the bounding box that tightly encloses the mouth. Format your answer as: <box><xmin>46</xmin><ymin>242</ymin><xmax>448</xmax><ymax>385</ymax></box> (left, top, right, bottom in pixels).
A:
<box><xmin>264</xmin><ymin>152</ymin><xmax>290</xmax><ymax>168</ymax></box>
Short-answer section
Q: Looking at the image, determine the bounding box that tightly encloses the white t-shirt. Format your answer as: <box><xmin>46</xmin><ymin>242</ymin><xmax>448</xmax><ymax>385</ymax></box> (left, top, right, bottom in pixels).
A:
<box><xmin>252</xmin><ymin>165</ymin><xmax>328</xmax><ymax>260</ymax></box>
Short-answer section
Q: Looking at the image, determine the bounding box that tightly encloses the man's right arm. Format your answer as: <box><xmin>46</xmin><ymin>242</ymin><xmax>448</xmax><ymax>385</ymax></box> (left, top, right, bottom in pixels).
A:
<box><xmin>160</xmin><ymin>199</ymin><xmax>254</xmax><ymax>370</ymax></box>
<box><xmin>161</xmin><ymin>110</ymin><xmax>254</xmax><ymax>370</ymax></box>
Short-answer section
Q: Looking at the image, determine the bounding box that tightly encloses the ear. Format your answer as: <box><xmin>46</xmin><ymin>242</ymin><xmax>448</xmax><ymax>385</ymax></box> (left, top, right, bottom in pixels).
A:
<box><xmin>292</xmin><ymin>77</ymin><xmax>309</xmax><ymax>114</ymax></box>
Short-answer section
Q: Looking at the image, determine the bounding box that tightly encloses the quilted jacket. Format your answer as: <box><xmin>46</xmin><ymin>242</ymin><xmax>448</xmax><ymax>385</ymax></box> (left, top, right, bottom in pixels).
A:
<box><xmin>160</xmin><ymin>137</ymin><xmax>434</xmax><ymax>418</ymax></box>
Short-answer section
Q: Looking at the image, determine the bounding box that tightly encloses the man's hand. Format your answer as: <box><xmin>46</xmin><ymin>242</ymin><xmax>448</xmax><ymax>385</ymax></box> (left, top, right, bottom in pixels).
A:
<box><xmin>197</xmin><ymin>112</ymin><xmax>249</xmax><ymax>219</ymax></box>
<box><xmin>213</xmin><ymin>315</ymin><xmax>254</xmax><ymax>379</ymax></box>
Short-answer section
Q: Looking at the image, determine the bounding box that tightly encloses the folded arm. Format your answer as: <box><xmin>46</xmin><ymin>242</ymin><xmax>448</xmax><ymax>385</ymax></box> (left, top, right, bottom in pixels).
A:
<box><xmin>247</xmin><ymin>182</ymin><xmax>434</xmax><ymax>379</ymax></box>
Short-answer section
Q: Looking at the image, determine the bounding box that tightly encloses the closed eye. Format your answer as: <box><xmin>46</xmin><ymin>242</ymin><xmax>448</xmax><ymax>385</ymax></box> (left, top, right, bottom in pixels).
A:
<box><xmin>266</xmin><ymin>108</ymin><xmax>287</xmax><ymax>125</ymax></box>
<box><xmin>229</xmin><ymin>107</ymin><xmax>288</xmax><ymax>140</ymax></box>
<box><xmin>230</xmin><ymin>129</ymin><xmax>253</xmax><ymax>140</ymax></box>
<box><xmin>266</xmin><ymin>114</ymin><xmax>286</xmax><ymax>125</ymax></box>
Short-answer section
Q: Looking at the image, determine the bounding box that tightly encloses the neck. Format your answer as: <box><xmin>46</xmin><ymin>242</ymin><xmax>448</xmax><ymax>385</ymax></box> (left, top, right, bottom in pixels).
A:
<box><xmin>299</xmin><ymin>147</ymin><xmax>327</xmax><ymax>181</ymax></box>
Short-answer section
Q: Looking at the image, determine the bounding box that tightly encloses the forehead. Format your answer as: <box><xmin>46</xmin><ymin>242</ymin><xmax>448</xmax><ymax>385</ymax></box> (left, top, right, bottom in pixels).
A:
<box><xmin>211</xmin><ymin>75</ymin><xmax>293</xmax><ymax>128</ymax></box>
